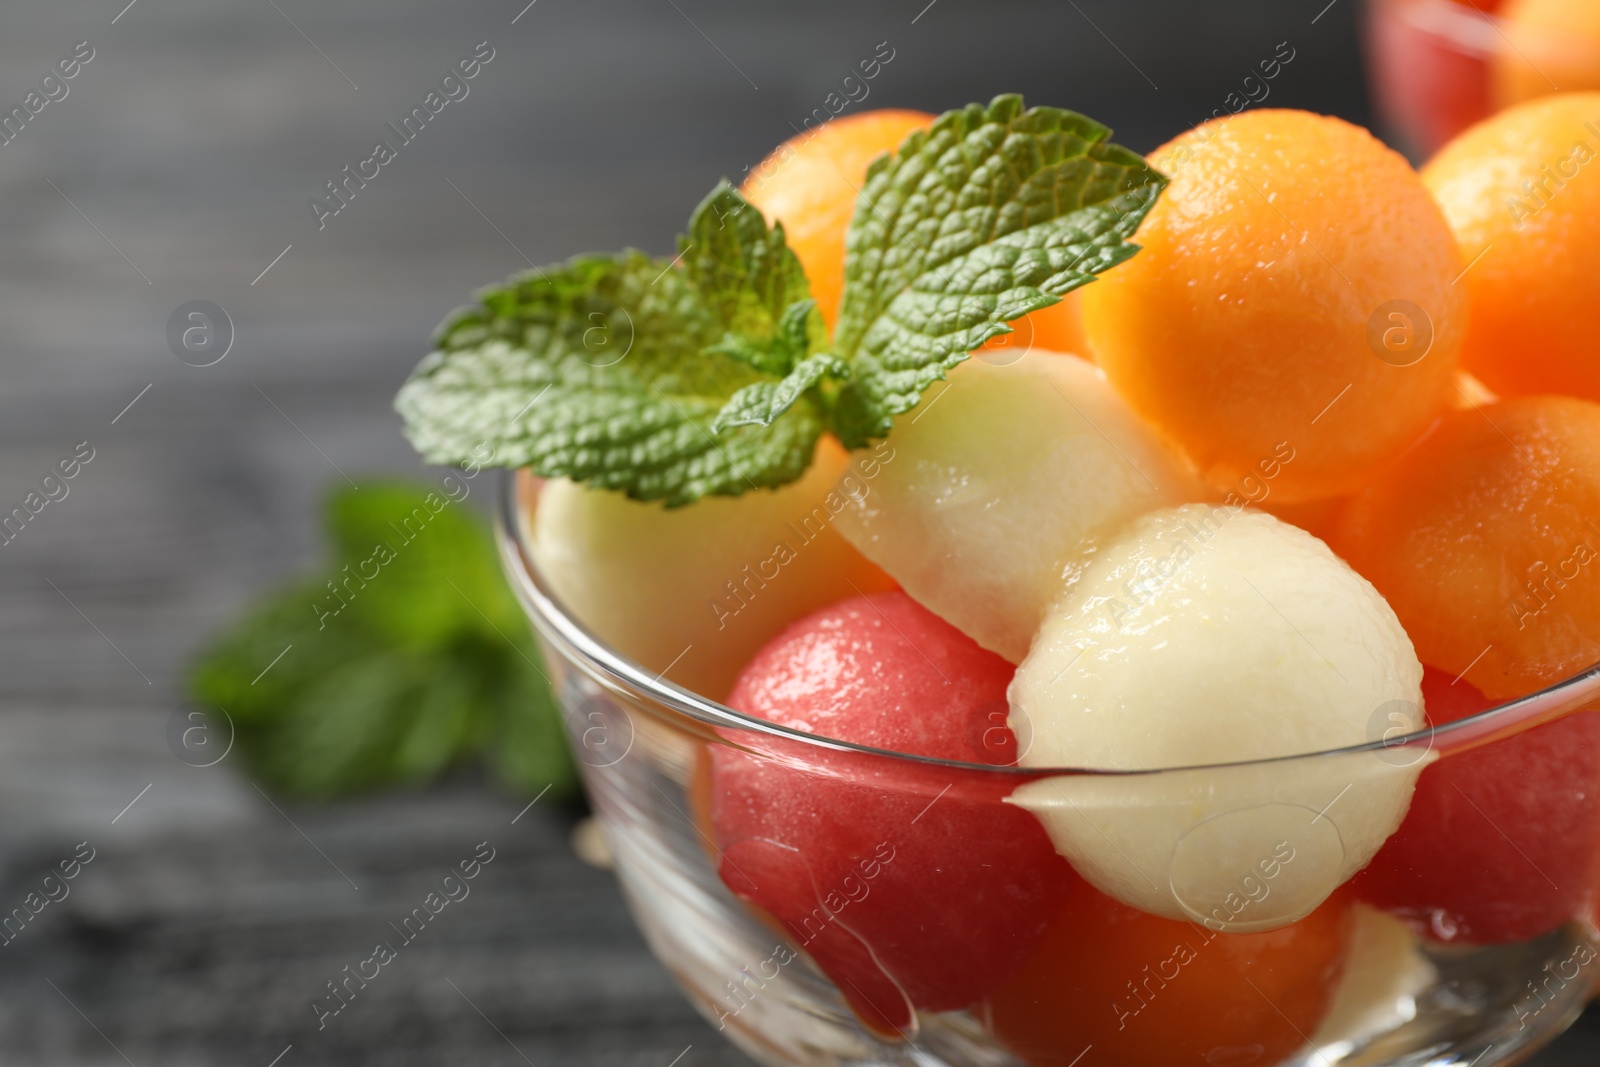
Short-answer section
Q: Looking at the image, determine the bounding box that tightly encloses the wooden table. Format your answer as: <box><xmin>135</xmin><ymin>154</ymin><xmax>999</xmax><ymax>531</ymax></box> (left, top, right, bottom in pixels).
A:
<box><xmin>0</xmin><ymin>0</ymin><xmax>1592</xmax><ymax>1062</ymax></box>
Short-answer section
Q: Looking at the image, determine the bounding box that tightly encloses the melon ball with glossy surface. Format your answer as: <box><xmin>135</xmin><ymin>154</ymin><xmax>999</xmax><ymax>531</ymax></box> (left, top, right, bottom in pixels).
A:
<box><xmin>1354</xmin><ymin>668</ymin><xmax>1600</xmax><ymax>943</ymax></box>
<box><xmin>1083</xmin><ymin>109</ymin><xmax>1465</xmax><ymax>502</ymax></box>
<box><xmin>981</xmin><ymin>880</ymin><xmax>1352</xmax><ymax>1067</ymax></box>
<box><xmin>1009</xmin><ymin>504</ymin><xmax>1425</xmax><ymax>928</ymax></box>
<box><xmin>1422</xmin><ymin>93</ymin><xmax>1600</xmax><ymax>401</ymax></box>
<box><xmin>709</xmin><ymin>592</ymin><xmax>1077</xmax><ymax>1033</ymax></box>
<box><xmin>1330</xmin><ymin>396</ymin><xmax>1600</xmax><ymax>699</ymax></box>
<box><xmin>527</xmin><ymin>439</ymin><xmax>894</xmax><ymax>701</ymax></box>
<box><xmin>834</xmin><ymin>351</ymin><xmax>1201</xmax><ymax>663</ymax></box>
<box><xmin>1494</xmin><ymin>0</ymin><xmax>1600</xmax><ymax>107</ymax></box>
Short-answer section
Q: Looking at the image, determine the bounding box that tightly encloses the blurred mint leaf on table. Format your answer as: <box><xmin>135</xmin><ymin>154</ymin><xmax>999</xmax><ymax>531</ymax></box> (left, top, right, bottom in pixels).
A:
<box><xmin>189</xmin><ymin>480</ymin><xmax>574</xmax><ymax>801</ymax></box>
<box><xmin>395</xmin><ymin>94</ymin><xmax>1166</xmax><ymax>502</ymax></box>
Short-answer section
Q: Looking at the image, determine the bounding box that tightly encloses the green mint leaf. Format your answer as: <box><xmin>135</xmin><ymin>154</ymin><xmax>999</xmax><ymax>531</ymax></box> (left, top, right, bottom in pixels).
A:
<box><xmin>397</xmin><ymin>188</ymin><xmax>833</xmax><ymax>506</ymax></box>
<box><xmin>830</xmin><ymin>94</ymin><xmax>1167</xmax><ymax>446</ymax></box>
<box><xmin>397</xmin><ymin>101</ymin><xmax>1166</xmax><ymax>500</ymax></box>
<box><xmin>323</xmin><ymin>480</ymin><xmax>523</xmax><ymax>649</ymax></box>
<box><xmin>684</xmin><ymin>182</ymin><xmax>823</xmax><ymax>367</ymax></box>
<box><xmin>778</xmin><ymin>298</ymin><xmax>821</xmax><ymax>358</ymax></box>
<box><xmin>703</xmin><ymin>333</ymin><xmax>784</xmax><ymax>374</ymax></box>
<box><xmin>188</xmin><ymin>480</ymin><xmax>574</xmax><ymax>801</ymax></box>
<box><xmin>706</xmin><ymin>297</ymin><xmax>823</xmax><ymax>378</ymax></box>
<box><xmin>482</xmin><ymin>666</ymin><xmax>577</xmax><ymax>797</ymax></box>
<box><xmin>712</xmin><ymin>352</ymin><xmax>849</xmax><ymax>433</ymax></box>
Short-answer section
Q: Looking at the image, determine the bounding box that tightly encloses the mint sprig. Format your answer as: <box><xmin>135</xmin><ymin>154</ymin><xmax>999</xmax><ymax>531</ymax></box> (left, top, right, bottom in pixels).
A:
<box><xmin>396</xmin><ymin>95</ymin><xmax>1165</xmax><ymax>503</ymax></box>
<box><xmin>189</xmin><ymin>481</ymin><xmax>574</xmax><ymax>800</ymax></box>
<box><xmin>686</xmin><ymin>184</ymin><xmax>824</xmax><ymax>371</ymax></box>
<box><xmin>396</xmin><ymin>187</ymin><xmax>832</xmax><ymax>506</ymax></box>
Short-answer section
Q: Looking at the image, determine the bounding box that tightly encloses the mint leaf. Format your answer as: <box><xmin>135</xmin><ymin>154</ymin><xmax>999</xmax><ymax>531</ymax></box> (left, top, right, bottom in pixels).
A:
<box><xmin>188</xmin><ymin>480</ymin><xmax>574</xmax><ymax>801</ymax></box>
<box><xmin>707</xmin><ymin>297</ymin><xmax>822</xmax><ymax>377</ymax></box>
<box><xmin>323</xmin><ymin>481</ymin><xmax>524</xmax><ymax>649</ymax></box>
<box><xmin>396</xmin><ymin>188</ymin><xmax>832</xmax><ymax>506</ymax></box>
<box><xmin>830</xmin><ymin>94</ymin><xmax>1166</xmax><ymax>446</ymax></box>
<box><xmin>685</xmin><ymin>182</ymin><xmax>823</xmax><ymax>373</ymax></box>
<box><xmin>713</xmin><ymin>352</ymin><xmax>849</xmax><ymax>432</ymax></box>
<box><xmin>482</xmin><ymin>665</ymin><xmax>577</xmax><ymax>797</ymax></box>
<box><xmin>395</xmin><ymin>97</ymin><xmax>1167</xmax><ymax>501</ymax></box>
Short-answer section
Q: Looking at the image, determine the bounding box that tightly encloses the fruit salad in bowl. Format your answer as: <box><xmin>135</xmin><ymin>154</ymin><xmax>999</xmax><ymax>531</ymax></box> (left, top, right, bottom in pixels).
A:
<box><xmin>396</xmin><ymin>94</ymin><xmax>1600</xmax><ymax>1066</ymax></box>
<box><xmin>1366</xmin><ymin>0</ymin><xmax>1600</xmax><ymax>157</ymax></box>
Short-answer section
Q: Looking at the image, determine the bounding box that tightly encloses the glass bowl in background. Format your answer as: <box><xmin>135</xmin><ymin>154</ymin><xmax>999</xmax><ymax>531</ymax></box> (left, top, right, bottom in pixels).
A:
<box><xmin>499</xmin><ymin>472</ymin><xmax>1600</xmax><ymax>1067</ymax></box>
<box><xmin>1365</xmin><ymin>0</ymin><xmax>1600</xmax><ymax>159</ymax></box>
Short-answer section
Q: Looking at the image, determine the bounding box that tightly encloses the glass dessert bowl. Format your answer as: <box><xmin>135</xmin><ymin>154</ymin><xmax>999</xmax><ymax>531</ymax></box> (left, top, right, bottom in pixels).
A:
<box><xmin>393</xmin><ymin>91</ymin><xmax>1600</xmax><ymax>1067</ymax></box>
<box><xmin>501</xmin><ymin>472</ymin><xmax>1600</xmax><ymax>1067</ymax></box>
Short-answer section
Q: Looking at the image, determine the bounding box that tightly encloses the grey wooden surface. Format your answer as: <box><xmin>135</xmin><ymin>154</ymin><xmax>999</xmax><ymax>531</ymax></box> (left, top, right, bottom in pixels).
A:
<box><xmin>0</xmin><ymin>0</ymin><xmax>1594</xmax><ymax>1063</ymax></box>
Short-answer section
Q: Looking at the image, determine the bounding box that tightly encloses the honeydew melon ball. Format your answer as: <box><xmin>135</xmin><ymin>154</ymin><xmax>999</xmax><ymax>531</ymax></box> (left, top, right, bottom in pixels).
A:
<box><xmin>528</xmin><ymin>439</ymin><xmax>894</xmax><ymax>701</ymax></box>
<box><xmin>834</xmin><ymin>351</ymin><xmax>1202</xmax><ymax>664</ymax></box>
<box><xmin>1008</xmin><ymin>504</ymin><xmax>1426</xmax><ymax>931</ymax></box>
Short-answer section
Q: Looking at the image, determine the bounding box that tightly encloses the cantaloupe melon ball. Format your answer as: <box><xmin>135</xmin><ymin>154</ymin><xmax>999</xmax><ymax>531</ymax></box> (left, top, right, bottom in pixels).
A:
<box><xmin>833</xmin><ymin>351</ymin><xmax>1202</xmax><ymax>664</ymax></box>
<box><xmin>1008</xmin><ymin>504</ymin><xmax>1426</xmax><ymax>930</ymax></box>
<box><xmin>528</xmin><ymin>439</ymin><xmax>895</xmax><ymax>701</ymax></box>
<box><xmin>1494</xmin><ymin>0</ymin><xmax>1600</xmax><ymax>107</ymax></box>
<box><xmin>1083</xmin><ymin>110</ymin><xmax>1465</xmax><ymax>503</ymax></box>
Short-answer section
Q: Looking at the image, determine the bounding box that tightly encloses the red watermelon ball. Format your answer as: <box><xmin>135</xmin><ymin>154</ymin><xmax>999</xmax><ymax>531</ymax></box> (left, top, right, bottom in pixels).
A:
<box><xmin>1354</xmin><ymin>666</ymin><xmax>1600</xmax><ymax>943</ymax></box>
<box><xmin>708</xmin><ymin>592</ymin><xmax>1077</xmax><ymax>1034</ymax></box>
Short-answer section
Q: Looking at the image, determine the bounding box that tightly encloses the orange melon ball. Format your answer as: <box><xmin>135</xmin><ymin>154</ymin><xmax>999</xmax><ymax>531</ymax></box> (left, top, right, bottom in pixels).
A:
<box><xmin>1083</xmin><ymin>109</ymin><xmax>1465</xmax><ymax>503</ymax></box>
<box><xmin>740</xmin><ymin>111</ymin><xmax>933</xmax><ymax>327</ymax></box>
<box><xmin>1330</xmin><ymin>396</ymin><xmax>1600</xmax><ymax>700</ymax></box>
<box><xmin>740</xmin><ymin>110</ymin><xmax>1086</xmax><ymax>353</ymax></box>
<box><xmin>982</xmin><ymin>881</ymin><xmax>1351</xmax><ymax>1067</ymax></box>
<box><xmin>1422</xmin><ymin>92</ymin><xmax>1600</xmax><ymax>401</ymax></box>
<box><xmin>1494</xmin><ymin>0</ymin><xmax>1600</xmax><ymax>107</ymax></box>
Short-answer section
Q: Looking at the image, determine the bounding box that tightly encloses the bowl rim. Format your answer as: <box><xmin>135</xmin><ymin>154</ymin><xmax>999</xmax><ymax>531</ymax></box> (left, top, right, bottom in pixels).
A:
<box><xmin>497</xmin><ymin>470</ymin><xmax>1600</xmax><ymax>777</ymax></box>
